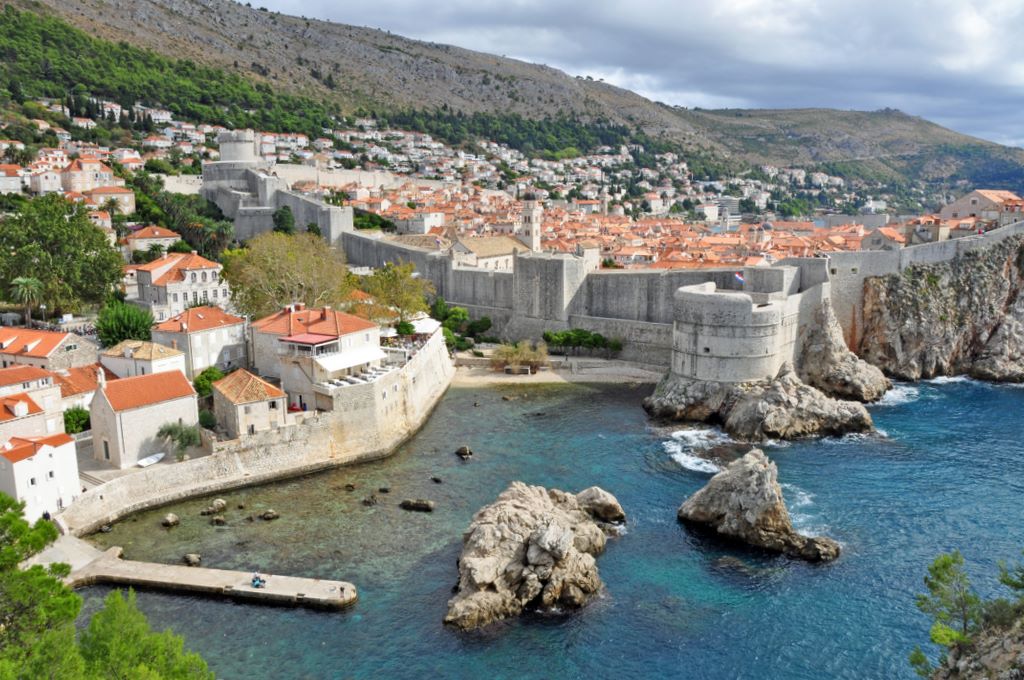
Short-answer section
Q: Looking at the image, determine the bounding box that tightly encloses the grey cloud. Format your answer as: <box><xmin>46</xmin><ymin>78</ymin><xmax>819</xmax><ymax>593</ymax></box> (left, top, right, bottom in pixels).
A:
<box><xmin>259</xmin><ymin>0</ymin><xmax>1024</xmax><ymax>147</ymax></box>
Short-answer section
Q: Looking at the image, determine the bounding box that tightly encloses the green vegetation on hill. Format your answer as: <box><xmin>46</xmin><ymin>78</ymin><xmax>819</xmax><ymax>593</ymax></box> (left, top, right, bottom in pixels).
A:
<box><xmin>0</xmin><ymin>6</ymin><xmax>334</xmax><ymax>136</ymax></box>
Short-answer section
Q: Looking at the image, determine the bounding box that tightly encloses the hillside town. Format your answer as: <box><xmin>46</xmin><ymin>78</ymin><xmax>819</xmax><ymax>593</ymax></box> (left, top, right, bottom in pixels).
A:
<box><xmin>4</xmin><ymin>96</ymin><xmax>1022</xmax><ymax>276</ymax></box>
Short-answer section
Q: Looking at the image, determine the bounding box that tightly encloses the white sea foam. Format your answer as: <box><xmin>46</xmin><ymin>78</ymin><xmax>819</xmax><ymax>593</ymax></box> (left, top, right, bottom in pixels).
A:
<box><xmin>669</xmin><ymin>428</ymin><xmax>733</xmax><ymax>450</ymax></box>
<box><xmin>927</xmin><ymin>375</ymin><xmax>972</xmax><ymax>384</ymax></box>
<box><xmin>781</xmin><ymin>483</ymin><xmax>814</xmax><ymax>509</ymax></box>
<box><xmin>876</xmin><ymin>384</ymin><xmax>919</xmax><ymax>407</ymax></box>
<box><xmin>663</xmin><ymin>439</ymin><xmax>721</xmax><ymax>473</ymax></box>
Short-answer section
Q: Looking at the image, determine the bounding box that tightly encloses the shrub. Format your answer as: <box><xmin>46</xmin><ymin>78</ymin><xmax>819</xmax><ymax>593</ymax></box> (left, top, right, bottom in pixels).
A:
<box><xmin>980</xmin><ymin>597</ymin><xmax>1024</xmax><ymax>630</ymax></box>
<box><xmin>198</xmin><ymin>409</ymin><xmax>217</xmax><ymax>430</ymax></box>
<box><xmin>193</xmin><ymin>367</ymin><xmax>225</xmax><ymax>398</ymax></box>
<box><xmin>395</xmin><ymin>320</ymin><xmax>415</xmax><ymax>336</ymax></box>
<box><xmin>63</xmin><ymin>406</ymin><xmax>90</xmax><ymax>434</ymax></box>
<box><xmin>490</xmin><ymin>341</ymin><xmax>548</xmax><ymax>372</ymax></box>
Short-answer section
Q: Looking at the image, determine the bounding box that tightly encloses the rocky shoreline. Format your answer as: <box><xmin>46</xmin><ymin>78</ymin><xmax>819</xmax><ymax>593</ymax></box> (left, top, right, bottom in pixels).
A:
<box><xmin>445</xmin><ymin>482</ymin><xmax>625</xmax><ymax>631</ymax></box>
<box><xmin>644</xmin><ymin>299</ymin><xmax>889</xmax><ymax>442</ymax></box>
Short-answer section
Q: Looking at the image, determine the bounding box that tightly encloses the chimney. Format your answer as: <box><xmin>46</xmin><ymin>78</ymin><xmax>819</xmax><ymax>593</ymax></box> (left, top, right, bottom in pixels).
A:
<box><xmin>295</xmin><ymin>303</ymin><xmax>305</xmax><ymax>312</ymax></box>
<box><xmin>181</xmin><ymin>322</ymin><xmax>187</xmax><ymax>332</ymax></box>
<box><xmin>97</xmin><ymin>368</ymin><xmax>106</xmax><ymax>388</ymax></box>
<box><xmin>191</xmin><ymin>250</ymin><xmax>198</xmax><ymax>256</ymax></box>
<box><xmin>322</xmin><ymin>305</ymin><xmax>331</xmax><ymax>320</ymax></box>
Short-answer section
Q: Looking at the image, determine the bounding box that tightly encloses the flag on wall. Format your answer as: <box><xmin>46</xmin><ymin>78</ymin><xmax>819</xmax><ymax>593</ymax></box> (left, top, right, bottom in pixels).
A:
<box><xmin>734</xmin><ymin>272</ymin><xmax>746</xmax><ymax>284</ymax></box>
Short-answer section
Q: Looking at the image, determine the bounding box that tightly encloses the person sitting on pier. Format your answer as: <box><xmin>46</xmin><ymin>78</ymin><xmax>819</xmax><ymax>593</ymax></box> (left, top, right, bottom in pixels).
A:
<box><xmin>251</xmin><ymin>572</ymin><xmax>266</xmax><ymax>589</ymax></box>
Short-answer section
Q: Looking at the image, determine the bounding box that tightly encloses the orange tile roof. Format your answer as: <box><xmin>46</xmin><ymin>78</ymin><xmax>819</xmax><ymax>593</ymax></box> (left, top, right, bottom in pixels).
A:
<box><xmin>0</xmin><ymin>328</ymin><xmax>70</xmax><ymax>358</ymax></box>
<box><xmin>1</xmin><ymin>433</ymin><xmax>73</xmax><ymax>464</ymax></box>
<box><xmin>101</xmin><ymin>371</ymin><xmax>195</xmax><ymax>412</ymax></box>
<box><xmin>0</xmin><ymin>365</ymin><xmax>51</xmax><ymax>388</ymax></box>
<box><xmin>135</xmin><ymin>252</ymin><xmax>220</xmax><ymax>286</ymax></box>
<box><xmin>127</xmin><ymin>226</ymin><xmax>180</xmax><ymax>240</ymax></box>
<box><xmin>153</xmin><ymin>306</ymin><xmax>244</xmax><ymax>334</ymax></box>
<box><xmin>0</xmin><ymin>392</ymin><xmax>42</xmax><ymax>422</ymax></box>
<box><xmin>52</xmin><ymin>364</ymin><xmax>115</xmax><ymax>398</ymax></box>
<box><xmin>212</xmin><ymin>369</ymin><xmax>285</xmax><ymax>405</ymax></box>
<box><xmin>252</xmin><ymin>304</ymin><xmax>376</xmax><ymax>338</ymax></box>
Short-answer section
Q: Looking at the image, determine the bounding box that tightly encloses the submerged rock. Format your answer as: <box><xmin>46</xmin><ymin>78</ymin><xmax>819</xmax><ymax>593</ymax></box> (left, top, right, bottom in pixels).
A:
<box><xmin>161</xmin><ymin>513</ymin><xmax>179</xmax><ymax>528</ymax></box>
<box><xmin>261</xmin><ymin>509</ymin><xmax>279</xmax><ymax>521</ymax></box>
<box><xmin>210</xmin><ymin>515</ymin><xmax>227</xmax><ymax>526</ymax></box>
<box><xmin>455</xmin><ymin>445</ymin><xmax>473</xmax><ymax>459</ymax></box>
<box><xmin>445</xmin><ymin>481</ymin><xmax>624</xmax><ymax>631</ymax></box>
<box><xmin>200</xmin><ymin>498</ymin><xmax>228</xmax><ymax>516</ymax></box>
<box><xmin>399</xmin><ymin>498</ymin><xmax>435</xmax><ymax>512</ymax></box>
<box><xmin>645</xmin><ymin>363</ymin><xmax>873</xmax><ymax>442</ymax></box>
<box><xmin>678</xmin><ymin>449</ymin><xmax>840</xmax><ymax>562</ymax></box>
<box><xmin>182</xmin><ymin>553</ymin><xmax>201</xmax><ymax>567</ymax></box>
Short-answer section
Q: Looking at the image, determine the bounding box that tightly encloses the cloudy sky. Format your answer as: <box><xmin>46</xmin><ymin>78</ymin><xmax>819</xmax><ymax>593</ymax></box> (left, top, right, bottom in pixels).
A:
<box><xmin>260</xmin><ymin>0</ymin><xmax>1024</xmax><ymax>147</ymax></box>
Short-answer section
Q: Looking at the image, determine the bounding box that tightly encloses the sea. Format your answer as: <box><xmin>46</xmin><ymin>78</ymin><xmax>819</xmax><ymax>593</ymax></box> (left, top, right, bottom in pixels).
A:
<box><xmin>82</xmin><ymin>378</ymin><xmax>1024</xmax><ymax>679</ymax></box>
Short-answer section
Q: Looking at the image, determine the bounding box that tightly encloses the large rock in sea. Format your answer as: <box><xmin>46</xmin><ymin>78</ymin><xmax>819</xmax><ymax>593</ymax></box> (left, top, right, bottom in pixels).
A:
<box><xmin>678</xmin><ymin>449</ymin><xmax>840</xmax><ymax>562</ymax></box>
<box><xmin>445</xmin><ymin>481</ymin><xmax>624</xmax><ymax>631</ymax></box>
<box><xmin>645</xmin><ymin>363</ymin><xmax>874</xmax><ymax>442</ymax></box>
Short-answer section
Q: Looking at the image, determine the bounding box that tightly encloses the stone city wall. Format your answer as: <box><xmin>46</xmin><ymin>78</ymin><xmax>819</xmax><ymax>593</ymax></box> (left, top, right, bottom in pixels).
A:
<box><xmin>57</xmin><ymin>331</ymin><xmax>455</xmax><ymax>536</ymax></box>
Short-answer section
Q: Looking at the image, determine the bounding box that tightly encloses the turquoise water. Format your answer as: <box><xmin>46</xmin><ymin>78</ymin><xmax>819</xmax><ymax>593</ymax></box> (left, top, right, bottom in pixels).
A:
<box><xmin>83</xmin><ymin>379</ymin><xmax>1024</xmax><ymax>679</ymax></box>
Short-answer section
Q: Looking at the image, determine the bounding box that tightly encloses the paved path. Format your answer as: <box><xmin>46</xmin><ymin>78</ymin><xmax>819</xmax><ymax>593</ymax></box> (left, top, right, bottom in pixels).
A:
<box><xmin>25</xmin><ymin>534</ymin><xmax>104</xmax><ymax>572</ymax></box>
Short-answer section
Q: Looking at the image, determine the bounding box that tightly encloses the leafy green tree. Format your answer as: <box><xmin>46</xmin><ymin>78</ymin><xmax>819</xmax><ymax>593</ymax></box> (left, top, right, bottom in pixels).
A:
<box><xmin>910</xmin><ymin>550</ymin><xmax>982</xmax><ymax>675</ymax></box>
<box><xmin>306</xmin><ymin>223</ymin><xmax>321</xmax><ymax>237</ymax></box>
<box><xmin>272</xmin><ymin>206</ymin><xmax>295</xmax><ymax>235</ymax></box>
<box><xmin>6</xmin><ymin>276</ymin><xmax>42</xmax><ymax>325</ymax></box>
<box><xmin>192</xmin><ymin>367</ymin><xmax>225</xmax><ymax>398</ymax></box>
<box><xmin>167</xmin><ymin>240</ymin><xmax>194</xmax><ymax>254</ymax></box>
<box><xmin>0</xmin><ymin>195</ymin><xmax>122</xmax><ymax>315</ymax></box>
<box><xmin>430</xmin><ymin>296</ymin><xmax>450</xmax><ymax>322</ymax></box>
<box><xmin>362</xmin><ymin>261</ymin><xmax>433</xmax><ymax>323</ymax></box>
<box><xmin>63</xmin><ymin>406</ymin><xmax>90</xmax><ymax>435</ymax></box>
<box><xmin>198</xmin><ymin>409</ymin><xmax>217</xmax><ymax>430</ymax></box>
<box><xmin>156</xmin><ymin>422</ymin><xmax>201</xmax><ymax>460</ymax></box>
<box><xmin>96</xmin><ymin>300</ymin><xmax>153</xmax><ymax>348</ymax></box>
<box><xmin>395</xmin><ymin>320</ymin><xmax>415</xmax><ymax>336</ymax></box>
<box><xmin>222</xmin><ymin>232</ymin><xmax>350</xmax><ymax>319</ymax></box>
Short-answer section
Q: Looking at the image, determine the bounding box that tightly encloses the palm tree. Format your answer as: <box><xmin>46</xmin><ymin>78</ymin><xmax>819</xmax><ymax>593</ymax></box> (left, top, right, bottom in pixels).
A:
<box><xmin>8</xmin><ymin>276</ymin><xmax>43</xmax><ymax>326</ymax></box>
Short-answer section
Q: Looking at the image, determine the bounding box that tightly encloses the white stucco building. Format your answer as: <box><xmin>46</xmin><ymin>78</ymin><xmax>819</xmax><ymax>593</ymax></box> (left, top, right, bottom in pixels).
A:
<box><xmin>151</xmin><ymin>306</ymin><xmax>246</xmax><ymax>378</ymax></box>
<box><xmin>0</xmin><ymin>433</ymin><xmax>79</xmax><ymax>522</ymax></box>
<box><xmin>91</xmin><ymin>371</ymin><xmax>198</xmax><ymax>468</ymax></box>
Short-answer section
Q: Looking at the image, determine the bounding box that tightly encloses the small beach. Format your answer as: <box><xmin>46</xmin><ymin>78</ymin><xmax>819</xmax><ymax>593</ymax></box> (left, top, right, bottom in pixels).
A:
<box><xmin>451</xmin><ymin>360</ymin><xmax>663</xmax><ymax>386</ymax></box>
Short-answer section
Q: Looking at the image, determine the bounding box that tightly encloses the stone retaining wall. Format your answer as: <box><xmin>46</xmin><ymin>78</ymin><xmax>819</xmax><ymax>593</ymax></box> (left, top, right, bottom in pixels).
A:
<box><xmin>57</xmin><ymin>332</ymin><xmax>455</xmax><ymax>536</ymax></box>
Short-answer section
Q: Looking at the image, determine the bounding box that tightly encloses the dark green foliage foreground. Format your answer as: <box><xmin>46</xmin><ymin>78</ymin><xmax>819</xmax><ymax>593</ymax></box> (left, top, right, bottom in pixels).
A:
<box><xmin>0</xmin><ymin>493</ymin><xmax>213</xmax><ymax>679</ymax></box>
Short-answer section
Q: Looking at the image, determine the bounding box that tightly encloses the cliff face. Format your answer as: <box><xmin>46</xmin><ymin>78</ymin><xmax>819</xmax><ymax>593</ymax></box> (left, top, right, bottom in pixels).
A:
<box><xmin>933</xmin><ymin>619</ymin><xmax>1024</xmax><ymax>679</ymax></box>
<box><xmin>860</xmin><ymin>236</ymin><xmax>1024</xmax><ymax>382</ymax></box>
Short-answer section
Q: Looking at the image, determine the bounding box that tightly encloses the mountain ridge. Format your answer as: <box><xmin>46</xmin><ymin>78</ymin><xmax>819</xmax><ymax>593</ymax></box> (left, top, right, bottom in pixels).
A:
<box><xmin>11</xmin><ymin>0</ymin><xmax>1024</xmax><ymax>190</ymax></box>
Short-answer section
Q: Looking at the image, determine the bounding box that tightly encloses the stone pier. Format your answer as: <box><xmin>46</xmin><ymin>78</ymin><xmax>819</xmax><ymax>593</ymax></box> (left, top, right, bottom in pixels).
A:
<box><xmin>67</xmin><ymin>546</ymin><xmax>357</xmax><ymax>610</ymax></box>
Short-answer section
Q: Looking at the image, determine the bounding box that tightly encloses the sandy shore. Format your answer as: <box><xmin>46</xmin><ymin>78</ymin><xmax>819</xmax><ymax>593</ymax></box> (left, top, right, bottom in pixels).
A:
<box><xmin>451</xmin><ymin>363</ymin><xmax>663</xmax><ymax>386</ymax></box>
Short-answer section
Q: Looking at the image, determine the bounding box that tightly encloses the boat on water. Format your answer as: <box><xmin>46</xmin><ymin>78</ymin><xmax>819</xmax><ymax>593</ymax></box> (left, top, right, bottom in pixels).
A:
<box><xmin>137</xmin><ymin>452</ymin><xmax>166</xmax><ymax>468</ymax></box>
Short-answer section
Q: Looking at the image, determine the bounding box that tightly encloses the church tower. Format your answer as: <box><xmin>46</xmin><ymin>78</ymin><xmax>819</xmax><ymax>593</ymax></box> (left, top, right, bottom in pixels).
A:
<box><xmin>518</xmin><ymin>192</ymin><xmax>543</xmax><ymax>252</ymax></box>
